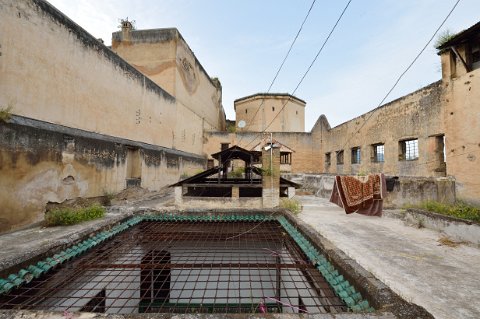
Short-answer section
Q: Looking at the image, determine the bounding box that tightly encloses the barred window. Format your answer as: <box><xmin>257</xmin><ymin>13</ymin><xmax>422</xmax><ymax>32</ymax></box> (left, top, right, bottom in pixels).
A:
<box><xmin>372</xmin><ymin>144</ymin><xmax>384</xmax><ymax>162</ymax></box>
<box><xmin>351</xmin><ymin>147</ymin><xmax>361</xmax><ymax>164</ymax></box>
<box><xmin>400</xmin><ymin>139</ymin><xmax>418</xmax><ymax>161</ymax></box>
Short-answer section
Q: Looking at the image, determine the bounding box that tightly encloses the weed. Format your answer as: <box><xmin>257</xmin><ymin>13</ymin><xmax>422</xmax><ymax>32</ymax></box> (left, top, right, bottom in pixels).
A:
<box><xmin>229</xmin><ymin>167</ymin><xmax>244</xmax><ymax>178</ymax></box>
<box><xmin>103</xmin><ymin>190</ymin><xmax>116</xmax><ymax>206</ymax></box>
<box><xmin>280</xmin><ymin>198</ymin><xmax>302</xmax><ymax>215</ymax></box>
<box><xmin>226</xmin><ymin>121</ymin><xmax>236</xmax><ymax>133</ymax></box>
<box><xmin>180</xmin><ymin>173</ymin><xmax>190</xmax><ymax>180</ymax></box>
<box><xmin>415</xmin><ymin>200</ymin><xmax>480</xmax><ymax>222</ymax></box>
<box><xmin>416</xmin><ymin>217</ymin><xmax>425</xmax><ymax>229</ymax></box>
<box><xmin>0</xmin><ymin>105</ymin><xmax>13</xmax><ymax>122</ymax></box>
<box><xmin>45</xmin><ymin>204</ymin><xmax>106</xmax><ymax>226</ymax></box>
<box><xmin>434</xmin><ymin>29</ymin><xmax>456</xmax><ymax>51</ymax></box>
<box><xmin>437</xmin><ymin>236</ymin><xmax>464</xmax><ymax>248</ymax></box>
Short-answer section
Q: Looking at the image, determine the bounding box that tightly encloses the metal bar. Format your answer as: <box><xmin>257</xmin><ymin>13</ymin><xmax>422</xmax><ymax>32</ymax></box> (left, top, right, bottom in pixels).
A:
<box><xmin>0</xmin><ymin>220</ymin><xmax>347</xmax><ymax>314</ymax></box>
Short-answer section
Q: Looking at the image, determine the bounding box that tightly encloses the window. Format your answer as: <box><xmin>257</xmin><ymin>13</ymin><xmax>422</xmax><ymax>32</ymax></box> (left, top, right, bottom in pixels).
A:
<box><xmin>399</xmin><ymin>139</ymin><xmax>419</xmax><ymax>161</ymax></box>
<box><xmin>296</xmin><ymin>110</ymin><xmax>298</xmax><ymax>115</ymax></box>
<box><xmin>207</xmin><ymin>159</ymin><xmax>214</xmax><ymax>169</ymax></box>
<box><xmin>140</xmin><ymin>250</ymin><xmax>171</xmax><ymax>307</ymax></box>
<box><xmin>280</xmin><ymin>153</ymin><xmax>291</xmax><ymax>164</ymax></box>
<box><xmin>351</xmin><ymin>147</ymin><xmax>361</xmax><ymax>164</ymax></box>
<box><xmin>245</xmin><ymin>109</ymin><xmax>248</xmax><ymax>114</ymax></box>
<box><xmin>325</xmin><ymin>152</ymin><xmax>331</xmax><ymax>166</ymax></box>
<box><xmin>372</xmin><ymin>144</ymin><xmax>385</xmax><ymax>162</ymax></box>
<box><xmin>336</xmin><ymin>150</ymin><xmax>344</xmax><ymax>165</ymax></box>
<box><xmin>80</xmin><ymin>289</ymin><xmax>106</xmax><ymax>313</ymax></box>
<box><xmin>272</xmin><ymin>106</ymin><xmax>275</xmax><ymax>112</ymax></box>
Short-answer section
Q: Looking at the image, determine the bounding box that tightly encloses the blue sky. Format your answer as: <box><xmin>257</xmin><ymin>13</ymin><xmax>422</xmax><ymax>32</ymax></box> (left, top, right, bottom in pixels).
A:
<box><xmin>48</xmin><ymin>0</ymin><xmax>479</xmax><ymax>130</ymax></box>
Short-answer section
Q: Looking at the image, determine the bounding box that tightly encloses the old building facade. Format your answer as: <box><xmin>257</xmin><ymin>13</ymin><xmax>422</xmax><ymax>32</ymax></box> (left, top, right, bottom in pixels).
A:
<box><xmin>0</xmin><ymin>0</ymin><xmax>479</xmax><ymax>232</ymax></box>
<box><xmin>0</xmin><ymin>0</ymin><xmax>225</xmax><ymax>231</ymax></box>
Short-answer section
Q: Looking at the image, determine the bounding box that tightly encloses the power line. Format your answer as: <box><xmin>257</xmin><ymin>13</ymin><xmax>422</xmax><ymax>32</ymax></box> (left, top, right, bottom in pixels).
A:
<box><xmin>237</xmin><ymin>0</ymin><xmax>317</xmax><ymax>141</ymax></box>
<box><xmin>337</xmin><ymin>0</ymin><xmax>462</xmax><ymax>151</ymax></box>
<box><xmin>243</xmin><ymin>0</ymin><xmax>353</xmax><ymax>148</ymax></box>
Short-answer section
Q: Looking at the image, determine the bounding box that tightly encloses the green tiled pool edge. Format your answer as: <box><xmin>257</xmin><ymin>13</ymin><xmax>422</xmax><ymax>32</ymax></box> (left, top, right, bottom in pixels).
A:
<box><xmin>0</xmin><ymin>213</ymin><xmax>373</xmax><ymax>313</ymax></box>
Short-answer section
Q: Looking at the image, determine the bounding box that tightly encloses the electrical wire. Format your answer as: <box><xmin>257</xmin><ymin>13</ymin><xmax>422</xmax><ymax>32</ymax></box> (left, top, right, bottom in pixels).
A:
<box><xmin>242</xmin><ymin>0</ymin><xmax>353</xmax><ymax>149</ymax></box>
<box><xmin>237</xmin><ymin>0</ymin><xmax>317</xmax><ymax>142</ymax></box>
<box><xmin>336</xmin><ymin>0</ymin><xmax>462</xmax><ymax>151</ymax></box>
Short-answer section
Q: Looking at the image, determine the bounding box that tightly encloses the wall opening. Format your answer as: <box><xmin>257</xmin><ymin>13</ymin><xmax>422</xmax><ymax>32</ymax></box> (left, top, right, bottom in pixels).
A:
<box><xmin>399</xmin><ymin>139</ymin><xmax>418</xmax><ymax>161</ymax></box>
<box><xmin>126</xmin><ymin>147</ymin><xmax>142</xmax><ymax>188</ymax></box>
<box><xmin>336</xmin><ymin>150</ymin><xmax>344</xmax><ymax>165</ymax></box>
<box><xmin>351</xmin><ymin>147</ymin><xmax>361</xmax><ymax>164</ymax></box>
<box><xmin>372</xmin><ymin>144</ymin><xmax>385</xmax><ymax>163</ymax></box>
<box><xmin>80</xmin><ymin>289</ymin><xmax>106</xmax><ymax>313</ymax></box>
<box><xmin>325</xmin><ymin>153</ymin><xmax>331</xmax><ymax>166</ymax></box>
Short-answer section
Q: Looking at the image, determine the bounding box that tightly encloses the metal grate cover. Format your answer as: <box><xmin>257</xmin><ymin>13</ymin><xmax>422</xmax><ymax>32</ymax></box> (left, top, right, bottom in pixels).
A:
<box><xmin>0</xmin><ymin>221</ymin><xmax>347</xmax><ymax>314</ymax></box>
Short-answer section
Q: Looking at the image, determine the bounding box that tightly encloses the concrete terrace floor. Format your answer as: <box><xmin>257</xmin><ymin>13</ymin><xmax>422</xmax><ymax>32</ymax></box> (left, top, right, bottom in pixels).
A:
<box><xmin>0</xmin><ymin>193</ymin><xmax>479</xmax><ymax>318</ymax></box>
<box><xmin>297</xmin><ymin>196</ymin><xmax>480</xmax><ymax>319</ymax></box>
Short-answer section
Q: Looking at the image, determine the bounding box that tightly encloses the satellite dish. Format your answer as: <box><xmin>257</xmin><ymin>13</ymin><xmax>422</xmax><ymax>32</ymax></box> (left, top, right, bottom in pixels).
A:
<box><xmin>237</xmin><ymin>120</ymin><xmax>246</xmax><ymax>128</ymax></box>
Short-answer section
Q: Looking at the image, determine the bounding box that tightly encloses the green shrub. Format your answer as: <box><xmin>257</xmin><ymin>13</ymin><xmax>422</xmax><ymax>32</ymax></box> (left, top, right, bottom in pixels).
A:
<box><xmin>415</xmin><ymin>200</ymin><xmax>480</xmax><ymax>222</ymax></box>
<box><xmin>280</xmin><ymin>198</ymin><xmax>302</xmax><ymax>215</ymax></box>
<box><xmin>45</xmin><ymin>204</ymin><xmax>106</xmax><ymax>226</ymax></box>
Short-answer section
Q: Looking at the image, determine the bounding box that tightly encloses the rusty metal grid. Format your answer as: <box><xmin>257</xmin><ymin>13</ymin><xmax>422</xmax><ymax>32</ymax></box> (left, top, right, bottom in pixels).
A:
<box><xmin>0</xmin><ymin>221</ymin><xmax>347</xmax><ymax>314</ymax></box>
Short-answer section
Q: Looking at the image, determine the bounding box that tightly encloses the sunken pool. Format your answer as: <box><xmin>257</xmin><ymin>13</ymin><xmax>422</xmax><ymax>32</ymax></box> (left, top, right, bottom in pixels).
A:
<box><xmin>0</xmin><ymin>214</ymin><xmax>372</xmax><ymax>314</ymax></box>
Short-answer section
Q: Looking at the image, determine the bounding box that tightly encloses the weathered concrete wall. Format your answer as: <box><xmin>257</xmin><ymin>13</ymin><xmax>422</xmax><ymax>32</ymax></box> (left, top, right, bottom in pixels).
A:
<box><xmin>312</xmin><ymin>82</ymin><xmax>445</xmax><ymax>178</ymax></box>
<box><xmin>203</xmin><ymin>132</ymin><xmax>321</xmax><ymax>173</ymax></box>
<box><xmin>0</xmin><ymin>117</ymin><xmax>204</xmax><ymax>233</ymax></box>
<box><xmin>235</xmin><ymin>94</ymin><xmax>305</xmax><ymax>132</ymax></box>
<box><xmin>386</xmin><ymin>209</ymin><xmax>480</xmax><ymax>245</ymax></box>
<box><xmin>282</xmin><ymin>173</ymin><xmax>455</xmax><ymax>209</ymax></box>
<box><xmin>177</xmin><ymin>197</ymin><xmax>263</xmax><ymax>209</ymax></box>
<box><xmin>111</xmin><ymin>27</ymin><xmax>226</xmax><ymax>135</ymax></box>
<box><xmin>0</xmin><ymin>0</ymin><xmax>221</xmax><ymax>157</ymax></box>
<box><xmin>441</xmin><ymin>51</ymin><xmax>480</xmax><ymax>205</ymax></box>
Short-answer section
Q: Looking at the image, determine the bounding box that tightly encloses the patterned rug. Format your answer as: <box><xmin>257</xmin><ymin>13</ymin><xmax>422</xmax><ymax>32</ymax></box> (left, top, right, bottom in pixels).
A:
<box><xmin>329</xmin><ymin>174</ymin><xmax>386</xmax><ymax>216</ymax></box>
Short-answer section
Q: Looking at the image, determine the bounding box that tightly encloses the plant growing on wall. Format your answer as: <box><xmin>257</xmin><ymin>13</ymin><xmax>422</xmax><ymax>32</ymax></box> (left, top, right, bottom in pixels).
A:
<box><xmin>0</xmin><ymin>105</ymin><xmax>13</xmax><ymax>122</ymax></box>
<box><xmin>434</xmin><ymin>29</ymin><xmax>457</xmax><ymax>52</ymax></box>
<box><xmin>118</xmin><ymin>18</ymin><xmax>136</xmax><ymax>30</ymax></box>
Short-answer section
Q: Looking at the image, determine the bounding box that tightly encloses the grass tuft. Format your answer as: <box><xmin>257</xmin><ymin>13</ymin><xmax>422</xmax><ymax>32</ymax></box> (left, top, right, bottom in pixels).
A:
<box><xmin>413</xmin><ymin>200</ymin><xmax>480</xmax><ymax>222</ymax></box>
<box><xmin>280</xmin><ymin>198</ymin><xmax>302</xmax><ymax>215</ymax></box>
<box><xmin>45</xmin><ymin>204</ymin><xmax>106</xmax><ymax>226</ymax></box>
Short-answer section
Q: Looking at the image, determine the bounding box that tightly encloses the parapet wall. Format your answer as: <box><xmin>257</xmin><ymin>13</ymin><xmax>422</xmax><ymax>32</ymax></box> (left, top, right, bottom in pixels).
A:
<box><xmin>0</xmin><ymin>116</ymin><xmax>204</xmax><ymax>233</ymax></box>
<box><xmin>0</xmin><ymin>0</ymin><xmax>211</xmax><ymax>156</ymax></box>
<box><xmin>282</xmin><ymin>173</ymin><xmax>456</xmax><ymax>208</ymax></box>
<box><xmin>312</xmin><ymin>81</ymin><xmax>445</xmax><ymax>177</ymax></box>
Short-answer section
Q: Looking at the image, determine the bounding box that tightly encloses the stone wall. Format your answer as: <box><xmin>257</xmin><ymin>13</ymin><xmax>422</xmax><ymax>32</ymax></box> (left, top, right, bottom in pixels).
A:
<box><xmin>0</xmin><ymin>116</ymin><xmax>204</xmax><ymax>233</ymax></box>
<box><xmin>441</xmin><ymin>52</ymin><xmax>480</xmax><ymax>205</ymax></box>
<box><xmin>282</xmin><ymin>173</ymin><xmax>456</xmax><ymax>209</ymax></box>
<box><xmin>312</xmin><ymin>81</ymin><xmax>445</xmax><ymax>178</ymax></box>
<box><xmin>0</xmin><ymin>0</ymin><xmax>223</xmax><ymax>157</ymax></box>
<box><xmin>111</xmin><ymin>27</ymin><xmax>226</xmax><ymax>137</ymax></box>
